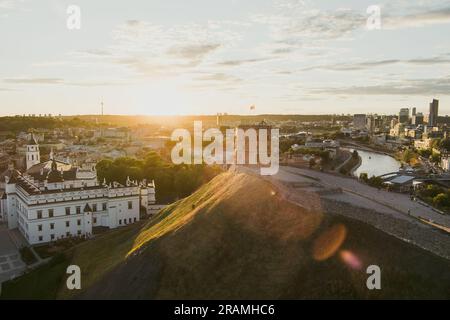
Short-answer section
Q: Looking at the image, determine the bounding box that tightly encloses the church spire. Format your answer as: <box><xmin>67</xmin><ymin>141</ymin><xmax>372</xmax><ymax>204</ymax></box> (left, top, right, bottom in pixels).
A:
<box><xmin>26</xmin><ymin>130</ymin><xmax>40</xmax><ymax>170</ymax></box>
<box><xmin>28</xmin><ymin>132</ymin><xmax>38</xmax><ymax>145</ymax></box>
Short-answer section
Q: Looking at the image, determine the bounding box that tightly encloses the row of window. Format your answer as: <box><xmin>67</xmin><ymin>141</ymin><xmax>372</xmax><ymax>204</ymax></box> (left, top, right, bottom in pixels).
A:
<box><xmin>119</xmin><ymin>217</ymin><xmax>137</xmax><ymax>225</ymax></box>
<box><xmin>36</xmin><ymin>203</ymin><xmax>110</xmax><ymax>219</ymax></box>
<box><xmin>35</xmin><ymin>216</ymin><xmax>141</xmax><ymax>233</ymax></box>
<box><xmin>34</xmin><ymin>191</ymin><xmax>105</xmax><ymax>204</ymax></box>
<box><xmin>37</xmin><ymin>219</ymin><xmax>83</xmax><ymax>232</ymax></box>
<box><xmin>38</xmin><ymin>230</ymin><xmax>83</xmax><ymax>242</ymax></box>
<box><xmin>34</xmin><ymin>216</ymin><xmax>137</xmax><ymax>242</ymax></box>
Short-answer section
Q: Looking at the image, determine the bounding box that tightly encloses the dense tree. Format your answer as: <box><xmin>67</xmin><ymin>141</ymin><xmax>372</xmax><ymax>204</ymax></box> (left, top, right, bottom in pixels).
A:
<box><xmin>420</xmin><ymin>184</ymin><xmax>442</xmax><ymax>198</ymax></box>
<box><xmin>431</xmin><ymin>153</ymin><xmax>441</xmax><ymax>164</ymax></box>
<box><xmin>433</xmin><ymin>193</ymin><xmax>450</xmax><ymax>208</ymax></box>
<box><xmin>438</xmin><ymin>138</ymin><xmax>450</xmax><ymax>151</ymax></box>
<box><xmin>367</xmin><ymin>176</ymin><xmax>384</xmax><ymax>189</ymax></box>
<box><xmin>417</xmin><ymin>149</ymin><xmax>431</xmax><ymax>158</ymax></box>
<box><xmin>96</xmin><ymin>151</ymin><xmax>223</xmax><ymax>203</ymax></box>
<box><xmin>359</xmin><ymin>173</ymin><xmax>368</xmax><ymax>182</ymax></box>
<box><xmin>402</xmin><ymin>149</ymin><xmax>414</xmax><ymax>163</ymax></box>
<box><xmin>0</xmin><ymin>116</ymin><xmax>95</xmax><ymax>132</ymax></box>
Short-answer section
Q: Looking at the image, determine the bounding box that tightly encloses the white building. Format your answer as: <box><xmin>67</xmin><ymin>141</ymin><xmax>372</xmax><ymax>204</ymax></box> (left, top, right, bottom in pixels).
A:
<box><xmin>295</xmin><ymin>138</ymin><xmax>340</xmax><ymax>159</ymax></box>
<box><xmin>441</xmin><ymin>152</ymin><xmax>450</xmax><ymax>171</ymax></box>
<box><xmin>414</xmin><ymin>138</ymin><xmax>437</xmax><ymax>150</ymax></box>
<box><xmin>0</xmin><ymin>135</ymin><xmax>156</xmax><ymax>245</ymax></box>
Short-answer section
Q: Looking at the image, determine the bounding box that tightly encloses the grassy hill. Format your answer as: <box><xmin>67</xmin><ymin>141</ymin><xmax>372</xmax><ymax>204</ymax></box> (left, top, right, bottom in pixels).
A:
<box><xmin>2</xmin><ymin>171</ymin><xmax>450</xmax><ymax>299</ymax></box>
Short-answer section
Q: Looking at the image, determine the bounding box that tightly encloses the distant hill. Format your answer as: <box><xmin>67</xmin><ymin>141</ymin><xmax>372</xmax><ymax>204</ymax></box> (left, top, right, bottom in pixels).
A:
<box><xmin>2</xmin><ymin>171</ymin><xmax>450</xmax><ymax>299</ymax></box>
<box><xmin>0</xmin><ymin>114</ymin><xmax>352</xmax><ymax>133</ymax></box>
<box><xmin>67</xmin><ymin>114</ymin><xmax>352</xmax><ymax>127</ymax></box>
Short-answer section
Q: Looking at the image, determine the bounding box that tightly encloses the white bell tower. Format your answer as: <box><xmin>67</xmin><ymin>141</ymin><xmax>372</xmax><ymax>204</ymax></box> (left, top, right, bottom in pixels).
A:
<box><xmin>26</xmin><ymin>133</ymin><xmax>40</xmax><ymax>169</ymax></box>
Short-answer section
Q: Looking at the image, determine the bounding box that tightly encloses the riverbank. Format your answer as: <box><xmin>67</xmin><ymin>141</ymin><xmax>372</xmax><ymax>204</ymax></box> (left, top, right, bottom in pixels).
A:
<box><xmin>337</xmin><ymin>152</ymin><xmax>361</xmax><ymax>176</ymax></box>
<box><xmin>350</xmin><ymin>154</ymin><xmax>362</xmax><ymax>176</ymax></box>
<box><xmin>340</xmin><ymin>140</ymin><xmax>395</xmax><ymax>157</ymax></box>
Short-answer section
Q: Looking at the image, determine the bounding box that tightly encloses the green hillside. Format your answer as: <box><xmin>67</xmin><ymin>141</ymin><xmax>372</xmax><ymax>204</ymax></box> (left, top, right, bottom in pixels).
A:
<box><xmin>2</xmin><ymin>171</ymin><xmax>450</xmax><ymax>299</ymax></box>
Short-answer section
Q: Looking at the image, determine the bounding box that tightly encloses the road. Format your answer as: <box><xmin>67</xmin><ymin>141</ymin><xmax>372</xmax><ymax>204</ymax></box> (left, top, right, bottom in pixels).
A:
<box><xmin>279</xmin><ymin>166</ymin><xmax>450</xmax><ymax>228</ymax></box>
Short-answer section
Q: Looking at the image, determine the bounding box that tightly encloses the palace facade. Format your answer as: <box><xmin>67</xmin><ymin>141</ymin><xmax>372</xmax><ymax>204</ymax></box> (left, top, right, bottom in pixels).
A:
<box><xmin>0</xmin><ymin>135</ymin><xmax>155</xmax><ymax>245</ymax></box>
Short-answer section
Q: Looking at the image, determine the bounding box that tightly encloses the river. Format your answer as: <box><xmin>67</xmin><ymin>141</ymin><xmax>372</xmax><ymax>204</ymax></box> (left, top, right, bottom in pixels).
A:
<box><xmin>349</xmin><ymin>149</ymin><xmax>401</xmax><ymax>178</ymax></box>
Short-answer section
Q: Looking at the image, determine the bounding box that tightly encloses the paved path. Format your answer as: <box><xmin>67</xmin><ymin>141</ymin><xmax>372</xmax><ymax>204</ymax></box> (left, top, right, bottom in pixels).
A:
<box><xmin>0</xmin><ymin>224</ymin><xmax>26</xmax><ymax>285</ymax></box>
<box><xmin>277</xmin><ymin>166</ymin><xmax>450</xmax><ymax>228</ymax></box>
<box><xmin>0</xmin><ymin>225</ymin><xmax>16</xmax><ymax>255</ymax></box>
<box><xmin>237</xmin><ymin>165</ymin><xmax>450</xmax><ymax>229</ymax></box>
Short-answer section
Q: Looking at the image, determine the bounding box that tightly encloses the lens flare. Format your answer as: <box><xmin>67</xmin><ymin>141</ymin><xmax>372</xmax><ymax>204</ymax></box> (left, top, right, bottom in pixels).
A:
<box><xmin>312</xmin><ymin>224</ymin><xmax>347</xmax><ymax>261</ymax></box>
<box><xmin>339</xmin><ymin>250</ymin><xmax>363</xmax><ymax>270</ymax></box>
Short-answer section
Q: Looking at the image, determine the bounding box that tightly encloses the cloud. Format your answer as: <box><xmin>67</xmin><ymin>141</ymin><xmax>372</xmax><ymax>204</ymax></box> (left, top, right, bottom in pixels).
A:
<box><xmin>3</xmin><ymin>78</ymin><xmax>64</xmax><ymax>84</ymax></box>
<box><xmin>0</xmin><ymin>0</ymin><xmax>24</xmax><ymax>10</ymax></box>
<box><xmin>3</xmin><ymin>77</ymin><xmax>129</xmax><ymax>87</ymax></box>
<box><xmin>216</xmin><ymin>57</ymin><xmax>272</xmax><ymax>67</ymax></box>
<box><xmin>308</xmin><ymin>77</ymin><xmax>450</xmax><ymax>96</ymax></box>
<box><xmin>75</xmin><ymin>49</ymin><xmax>113</xmax><ymax>57</ymax></box>
<box><xmin>103</xmin><ymin>20</ymin><xmax>240</xmax><ymax>77</ymax></box>
<box><xmin>30</xmin><ymin>19</ymin><xmax>242</xmax><ymax>84</ymax></box>
<box><xmin>0</xmin><ymin>0</ymin><xmax>26</xmax><ymax>13</ymax></box>
<box><xmin>0</xmin><ymin>0</ymin><xmax>14</xmax><ymax>9</ymax></box>
<box><xmin>167</xmin><ymin>43</ymin><xmax>221</xmax><ymax>60</ymax></box>
<box><xmin>195</xmin><ymin>72</ymin><xmax>241</xmax><ymax>82</ymax></box>
<box><xmin>251</xmin><ymin>8</ymin><xmax>365</xmax><ymax>44</ymax></box>
<box><xmin>252</xmin><ymin>2</ymin><xmax>450</xmax><ymax>51</ymax></box>
<box><xmin>271</xmin><ymin>47</ymin><xmax>295</xmax><ymax>55</ymax></box>
<box><xmin>300</xmin><ymin>56</ymin><xmax>450</xmax><ymax>72</ymax></box>
<box><xmin>384</xmin><ymin>7</ymin><xmax>450</xmax><ymax>29</ymax></box>
<box><xmin>65</xmin><ymin>80</ymin><xmax>131</xmax><ymax>87</ymax></box>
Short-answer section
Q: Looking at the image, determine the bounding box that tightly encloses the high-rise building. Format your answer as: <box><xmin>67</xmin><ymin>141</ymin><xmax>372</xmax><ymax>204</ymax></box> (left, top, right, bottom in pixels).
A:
<box><xmin>390</xmin><ymin>117</ymin><xmax>398</xmax><ymax>129</ymax></box>
<box><xmin>366</xmin><ymin>116</ymin><xmax>374</xmax><ymax>132</ymax></box>
<box><xmin>429</xmin><ymin>99</ymin><xmax>439</xmax><ymax>126</ymax></box>
<box><xmin>411</xmin><ymin>107</ymin><xmax>416</xmax><ymax>117</ymax></box>
<box><xmin>353</xmin><ymin>114</ymin><xmax>366</xmax><ymax>130</ymax></box>
<box><xmin>399</xmin><ymin>108</ymin><xmax>409</xmax><ymax>124</ymax></box>
<box><xmin>412</xmin><ymin>112</ymin><xmax>424</xmax><ymax>126</ymax></box>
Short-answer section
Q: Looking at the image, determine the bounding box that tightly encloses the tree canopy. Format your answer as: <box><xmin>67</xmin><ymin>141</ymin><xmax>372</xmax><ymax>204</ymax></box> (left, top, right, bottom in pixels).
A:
<box><xmin>96</xmin><ymin>151</ymin><xmax>223</xmax><ymax>204</ymax></box>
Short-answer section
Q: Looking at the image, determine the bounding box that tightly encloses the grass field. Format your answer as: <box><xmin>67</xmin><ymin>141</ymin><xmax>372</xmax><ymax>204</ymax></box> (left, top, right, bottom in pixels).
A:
<box><xmin>2</xmin><ymin>254</ymin><xmax>69</xmax><ymax>299</ymax></box>
<box><xmin>2</xmin><ymin>171</ymin><xmax>450</xmax><ymax>299</ymax></box>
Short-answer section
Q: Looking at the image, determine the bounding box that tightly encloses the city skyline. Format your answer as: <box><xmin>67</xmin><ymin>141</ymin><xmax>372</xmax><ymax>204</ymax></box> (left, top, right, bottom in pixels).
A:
<box><xmin>5</xmin><ymin>98</ymin><xmax>445</xmax><ymax>118</ymax></box>
<box><xmin>1</xmin><ymin>0</ymin><xmax>450</xmax><ymax>116</ymax></box>
<box><xmin>2</xmin><ymin>0</ymin><xmax>450</xmax><ymax>303</ymax></box>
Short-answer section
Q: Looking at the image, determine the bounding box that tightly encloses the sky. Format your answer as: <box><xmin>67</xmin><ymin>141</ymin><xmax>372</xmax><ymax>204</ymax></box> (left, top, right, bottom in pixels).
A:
<box><xmin>1</xmin><ymin>0</ymin><xmax>450</xmax><ymax>116</ymax></box>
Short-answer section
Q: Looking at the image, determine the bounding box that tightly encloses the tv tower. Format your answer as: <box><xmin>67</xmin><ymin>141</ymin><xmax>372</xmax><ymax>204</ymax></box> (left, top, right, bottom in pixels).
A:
<box><xmin>101</xmin><ymin>99</ymin><xmax>104</xmax><ymax>116</ymax></box>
